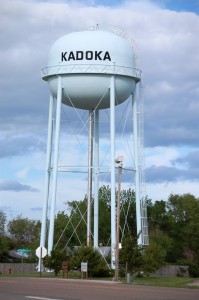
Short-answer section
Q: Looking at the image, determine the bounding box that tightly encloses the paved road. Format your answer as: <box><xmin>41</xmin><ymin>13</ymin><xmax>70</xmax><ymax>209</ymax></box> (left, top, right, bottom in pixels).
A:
<box><xmin>0</xmin><ymin>277</ymin><xmax>199</xmax><ymax>300</ymax></box>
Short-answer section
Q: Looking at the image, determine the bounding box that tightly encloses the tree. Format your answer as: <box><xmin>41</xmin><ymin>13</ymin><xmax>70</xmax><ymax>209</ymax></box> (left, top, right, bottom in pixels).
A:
<box><xmin>141</xmin><ymin>242</ymin><xmax>166</xmax><ymax>275</ymax></box>
<box><xmin>98</xmin><ymin>186</ymin><xmax>111</xmax><ymax>245</ymax></box>
<box><xmin>120</xmin><ymin>189</ymin><xmax>136</xmax><ymax>238</ymax></box>
<box><xmin>0</xmin><ymin>236</ymin><xmax>13</xmax><ymax>262</ymax></box>
<box><xmin>98</xmin><ymin>186</ymin><xmax>137</xmax><ymax>245</ymax></box>
<box><xmin>167</xmin><ymin>193</ymin><xmax>199</xmax><ymax>263</ymax></box>
<box><xmin>54</xmin><ymin>211</ymin><xmax>73</xmax><ymax>249</ymax></box>
<box><xmin>67</xmin><ymin>198</ymin><xmax>87</xmax><ymax>246</ymax></box>
<box><xmin>120</xmin><ymin>235</ymin><xmax>143</xmax><ymax>275</ymax></box>
<box><xmin>56</xmin><ymin>186</ymin><xmax>112</xmax><ymax>248</ymax></box>
<box><xmin>54</xmin><ymin>186</ymin><xmax>137</xmax><ymax>249</ymax></box>
<box><xmin>54</xmin><ymin>198</ymin><xmax>88</xmax><ymax>248</ymax></box>
<box><xmin>44</xmin><ymin>247</ymin><xmax>69</xmax><ymax>276</ymax></box>
<box><xmin>145</xmin><ymin>193</ymin><xmax>199</xmax><ymax>276</ymax></box>
<box><xmin>44</xmin><ymin>188</ymin><xmax>199</xmax><ymax>277</ymax></box>
<box><xmin>7</xmin><ymin>215</ymin><xmax>41</xmax><ymax>249</ymax></box>
<box><xmin>0</xmin><ymin>210</ymin><xmax>6</xmax><ymax>236</ymax></box>
<box><xmin>70</xmin><ymin>246</ymin><xmax>109</xmax><ymax>277</ymax></box>
<box><xmin>149</xmin><ymin>230</ymin><xmax>174</xmax><ymax>263</ymax></box>
<box><xmin>120</xmin><ymin>234</ymin><xmax>166</xmax><ymax>276</ymax></box>
<box><xmin>0</xmin><ymin>211</ymin><xmax>14</xmax><ymax>261</ymax></box>
<box><xmin>147</xmin><ymin>200</ymin><xmax>169</xmax><ymax>233</ymax></box>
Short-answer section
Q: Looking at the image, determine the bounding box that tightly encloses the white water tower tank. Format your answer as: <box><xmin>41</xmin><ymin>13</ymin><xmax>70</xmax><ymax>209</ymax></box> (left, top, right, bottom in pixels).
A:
<box><xmin>42</xmin><ymin>29</ymin><xmax>141</xmax><ymax>110</ymax></box>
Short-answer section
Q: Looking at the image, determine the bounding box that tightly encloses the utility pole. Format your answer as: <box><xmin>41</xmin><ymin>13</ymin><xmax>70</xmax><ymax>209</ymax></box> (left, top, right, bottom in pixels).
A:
<box><xmin>115</xmin><ymin>156</ymin><xmax>124</xmax><ymax>281</ymax></box>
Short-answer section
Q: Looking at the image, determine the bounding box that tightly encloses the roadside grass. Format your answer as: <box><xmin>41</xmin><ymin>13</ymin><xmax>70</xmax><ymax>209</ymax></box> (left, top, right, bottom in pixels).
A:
<box><xmin>1</xmin><ymin>272</ymin><xmax>199</xmax><ymax>289</ymax></box>
<box><xmin>0</xmin><ymin>271</ymin><xmax>81</xmax><ymax>279</ymax></box>
<box><xmin>131</xmin><ymin>276</ymin><xmax>199</xmax><ymax>289</ymax></box>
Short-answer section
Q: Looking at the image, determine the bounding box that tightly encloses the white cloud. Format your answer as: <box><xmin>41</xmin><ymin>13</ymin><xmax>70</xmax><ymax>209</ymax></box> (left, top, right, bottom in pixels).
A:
<box><xmin>16</xmin><ymin>168</ymin><xmax>29</xmax><ymax>179</ymax></box>
<box><xmin>145</xmin><ymin>147</ymin><xmax>179</xmax><ymax>167</ymax></box>
<box><xmin>146</xmin><ymin>180</ymin><xmax>199</xmax><ymax>202</ymax></box>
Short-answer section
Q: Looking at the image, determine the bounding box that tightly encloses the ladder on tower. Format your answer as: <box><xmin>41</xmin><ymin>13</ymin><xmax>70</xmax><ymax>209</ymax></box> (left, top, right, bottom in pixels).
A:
<box><xmin>138</xmin><ymin>78</ymin><xmax>149</xmax><ymax>246</ymax></box>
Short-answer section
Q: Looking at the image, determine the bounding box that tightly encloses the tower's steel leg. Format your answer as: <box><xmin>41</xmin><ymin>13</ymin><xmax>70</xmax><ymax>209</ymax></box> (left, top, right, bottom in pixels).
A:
<box><xmin>87</xmin><ymin>109</ymin><xmax>94</xmax><ymax>246</ymax></box>
<box><xmin>94</xmin><ymin>109</ymin><xmax>99</xmax><ymax>248</ymax></box>
<box><xmin>38</xmin><ymin>94</ymin><xmax>54</xmax><ymax>270</ymax></box>
<box><xmin>48</xmin><ymin>76</ymin><xmax>62</xmax><ymax>255</ymax></box>
<box><xmin>110</xmin><ymin>75</ymin><xmax>116</xmax><ymax>269</ymax></box>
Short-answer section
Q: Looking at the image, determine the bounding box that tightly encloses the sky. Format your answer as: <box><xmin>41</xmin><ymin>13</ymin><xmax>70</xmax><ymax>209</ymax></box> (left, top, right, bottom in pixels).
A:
<box><xmin>0</xmin><ymin>0</ymin><xmax>199</xmax><ymax>221</ymax></box>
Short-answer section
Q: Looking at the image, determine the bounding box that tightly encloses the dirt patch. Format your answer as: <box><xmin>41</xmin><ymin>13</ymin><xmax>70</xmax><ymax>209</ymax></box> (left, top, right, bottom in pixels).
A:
<box><xmin>187</xmin><ymin>280</ymin><xmax>199</xmax><ymax>286</ymax></box>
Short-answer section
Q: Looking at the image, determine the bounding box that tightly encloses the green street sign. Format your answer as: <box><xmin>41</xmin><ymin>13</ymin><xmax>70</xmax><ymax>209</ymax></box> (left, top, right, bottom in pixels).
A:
<box><xmin>17</xmin><ymin>249</ymin><xmax>30</xmax><ymax>253</ymax></box>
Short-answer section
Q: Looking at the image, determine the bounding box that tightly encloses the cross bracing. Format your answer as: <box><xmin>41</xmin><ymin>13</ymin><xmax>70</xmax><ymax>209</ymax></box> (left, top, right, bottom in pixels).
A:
<box><xmin>43</xmin><ymin>79</ymin><xmax>148</xmax><ymax>260</ymax></box>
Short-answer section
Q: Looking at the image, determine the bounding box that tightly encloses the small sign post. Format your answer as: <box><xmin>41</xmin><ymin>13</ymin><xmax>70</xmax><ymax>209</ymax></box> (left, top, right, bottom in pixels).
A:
<box><xmin>36</xmin><ymin>246</ymin><xmax>47</xmax><ymax>277</ymax></box>
<box><xmin>81</xmin><ymin>262</ymin><xmax>88</xmax><ymax>279</ymax></box>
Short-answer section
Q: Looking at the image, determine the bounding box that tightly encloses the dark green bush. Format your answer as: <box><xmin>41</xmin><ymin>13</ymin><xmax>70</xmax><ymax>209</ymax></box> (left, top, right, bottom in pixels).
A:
<box><xmin>92</xmin><ymin>268</ymin><xmax>113</xmax><ymax>278</ymax></box>
<box><xmin>188</xmin><ymin>262</ymin><xmax>199</xmax><ymax>278</ymax></box>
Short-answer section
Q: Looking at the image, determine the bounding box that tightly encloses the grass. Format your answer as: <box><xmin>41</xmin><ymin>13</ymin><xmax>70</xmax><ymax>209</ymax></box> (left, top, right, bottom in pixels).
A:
<box><xmin>130</xmin><ymin>276</ymin><xmax>199</xmax><ymax>289</ymax></box>
<box><xmin>0</xmin><ymin>271</ymin><xmax>81</xmax><ymax>279</ymax></box>
<box><xmin>1</xmin><ymin>272</ymin><xmax>199</xmax><ymax>289</ymax></box>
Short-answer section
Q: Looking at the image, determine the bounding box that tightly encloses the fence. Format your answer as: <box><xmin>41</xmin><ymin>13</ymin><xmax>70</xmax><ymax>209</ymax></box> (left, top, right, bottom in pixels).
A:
<box><xmin>0</xmin><ymin>263</ymin><xmax>37</xmax><ymax>274</ymax></box>
<box><xmin>151</xmin><ymin>265</ymin><xmax>189</xmax><ymax>277</ymax></box>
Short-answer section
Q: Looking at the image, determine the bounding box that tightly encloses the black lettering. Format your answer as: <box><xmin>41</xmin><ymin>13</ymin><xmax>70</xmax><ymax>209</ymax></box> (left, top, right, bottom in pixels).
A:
<box><xmin>61</xmin><ymin>52</ymin><xmax>67</xmax><ymax>61</ymax></box>
<box><xmin>76</xmin><ymin>51</ymin><xmax>83</xmax><ymax>60</ymax></box>
<box><xmin>61</xmin><ymin>51</ymin><xmax>111</xmax><ymax>61</ymax></box>
<box><xmin>103</xmin><ymin>51</ymin><xmax>111</xmax><ymax>61</ymax></box>
<box><xmin>95</xmin><ymin>51</ymin><xmax>102</xmax><ymax>60</ymax></box>
<box><xmin>86</xmin><ymin>51</ymin><xmax>93</xmax><ymax>60</ymax></box>
<box><xmin>68</xmin><ymin>51</ymin><xmax>75</xmax><ymax>61</ymax></box>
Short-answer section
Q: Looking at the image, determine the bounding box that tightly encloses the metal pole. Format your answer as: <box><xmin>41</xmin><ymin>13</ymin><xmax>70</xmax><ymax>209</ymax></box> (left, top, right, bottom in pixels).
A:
<box><xmin>94</xmin><ymin>109</ymin><xmax>99</xmax><ymax>248</ymax></box>
<box><xmin>110</xmin><ymin>75</ymin><xmax>116</xmax><ymax>269</ymax></box>
<box><xmin>48</xmin><ymin>76</ymin><xmax>62</xmax><ymax>254</ymax></box>
<box><xmin>87</xmin><ymin>109</ymin><xmax>94</xmax><ymax>246</ymax></box>
<box><xmin>115</xmin><ymin>161</ymin><xmax>122</xmax><ymax>280</ymax></box>
<box><xmin>132</xmin><ymin>90</ymin><xmax>142</xmax><ymax>245</ymax></box>
<box><xmin>38</xmin><ymin>93</ymin><xmax>54</xmax><ymax>271</ymax></box>
<box><xmin>40</xmin><ymin>247</ymin><xmax>42</xmax><ymax>277</ymax></box>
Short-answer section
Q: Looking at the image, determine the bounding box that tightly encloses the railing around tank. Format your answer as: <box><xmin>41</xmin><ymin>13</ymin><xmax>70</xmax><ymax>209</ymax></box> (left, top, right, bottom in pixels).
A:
<box><xmin>41</xmin><ymin>64</ymin><xmax>141</xmax><ymax>81</ymax></box>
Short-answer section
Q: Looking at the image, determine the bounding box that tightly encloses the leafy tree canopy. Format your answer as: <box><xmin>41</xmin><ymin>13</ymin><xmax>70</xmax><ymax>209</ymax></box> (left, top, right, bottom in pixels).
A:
<box><xmin>7</xmin><ymin>215</ymin><xmax>40</xmax><ymax>248</ymax></box>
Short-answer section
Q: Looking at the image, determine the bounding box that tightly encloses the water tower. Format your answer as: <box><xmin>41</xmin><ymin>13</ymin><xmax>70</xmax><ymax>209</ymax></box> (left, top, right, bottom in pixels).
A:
<box><xmin>39</xmin><ymin>25</ymin><xmax>148</xmax><ymax>269</ymax></box>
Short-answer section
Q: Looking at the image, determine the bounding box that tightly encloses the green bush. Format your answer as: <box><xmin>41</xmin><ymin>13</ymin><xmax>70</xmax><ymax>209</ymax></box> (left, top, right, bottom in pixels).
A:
<box><xmin>92</xmin><ymin>268</ymin><xmax>112</xmax><ymax>278</ymax></box>
<box><xmin>43</xmin><ymin>247</ymin><xmax>69</xmax><ymax>276</ymax></box>
<box><xmin>188</xmin><ymin>262</ymin><xmax>199</xmax><ymax>278</ymax></box>
<box><xmin>70</xmin><ymin>246</ymin><xmax>110</xmax><ymax>278</ymax></box>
